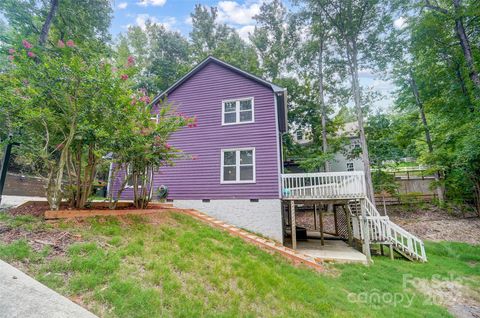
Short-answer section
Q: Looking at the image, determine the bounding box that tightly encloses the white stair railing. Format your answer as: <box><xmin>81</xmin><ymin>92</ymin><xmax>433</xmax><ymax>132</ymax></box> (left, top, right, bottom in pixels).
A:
<box><xmin>356</xmin><ymin>198</ymin><xmax>427</xmax><ymax>262</ymax></box>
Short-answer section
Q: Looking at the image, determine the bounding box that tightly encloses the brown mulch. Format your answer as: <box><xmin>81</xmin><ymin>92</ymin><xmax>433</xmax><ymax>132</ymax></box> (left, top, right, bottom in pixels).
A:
<box><xmin>8</xmin><ymin>202</ymin><xmax>50</xmax><ymax>217</ymax></box>
<box><xmin>7</xmin><ymin>201</ymin><xmax>167</xmax><ymax>218</ymax></box>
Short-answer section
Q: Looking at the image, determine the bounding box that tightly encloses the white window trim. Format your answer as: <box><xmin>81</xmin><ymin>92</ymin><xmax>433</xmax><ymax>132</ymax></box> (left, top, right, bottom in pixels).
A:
<box><xmin>221</xmin><ymin>97</ymin><xmax>255</xmax><ymax>126</ymax></box>
<box><xmin>220</xmin><ymin>148</ymin><xmax>256</xmax><ymax>184</ymax></box>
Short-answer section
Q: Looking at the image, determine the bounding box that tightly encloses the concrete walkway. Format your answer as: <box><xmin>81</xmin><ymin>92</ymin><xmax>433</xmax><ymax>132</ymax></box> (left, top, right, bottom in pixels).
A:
<box><xmin>0</xmin><ymin>195</ymin><xmax>46</xmax><ymax>209</ymax></box>
<box><xmin>0</xmin><ymin>260</ymin><xmax>97</xmax><ymax>318</ymax></box>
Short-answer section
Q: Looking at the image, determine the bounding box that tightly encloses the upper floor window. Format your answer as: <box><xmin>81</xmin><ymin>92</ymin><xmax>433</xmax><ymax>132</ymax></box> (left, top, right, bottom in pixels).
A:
<box><xmin>222</xmin><ymin>97</ymin><xmax>254</xmax><ymax>125</ymax></box>
<box><xmin>221</xmin><ymin>148</ymin><xmax>255</xmax><ymax>183</ymax></box>
<box><xmin>346</xmin><ymin>162</ymin><xmax>354</xmax><ymax>171</ymax></box>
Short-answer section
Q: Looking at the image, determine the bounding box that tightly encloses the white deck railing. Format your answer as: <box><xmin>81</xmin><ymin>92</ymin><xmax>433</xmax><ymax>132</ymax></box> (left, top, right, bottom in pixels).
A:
<box><xmin>281</xmin><ymin>171</ymin><xmax>366</xmax><ymax>200</ymax></box>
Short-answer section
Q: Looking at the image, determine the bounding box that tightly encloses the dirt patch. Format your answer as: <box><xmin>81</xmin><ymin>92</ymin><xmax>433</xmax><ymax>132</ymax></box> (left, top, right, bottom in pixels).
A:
<box><xmin>414</xmin><ymin>278</ymin><xmax>480</xmax><ymax>318</ymax></box>
<box><xmin>387</xmin><ymin>205</ymin><xmax>480</xmax><ymax>245</ymax></box>
<box><xmin>0</xmin><ymin>224</ymin><xmax>81</xmax><ymax>258</ymax></box>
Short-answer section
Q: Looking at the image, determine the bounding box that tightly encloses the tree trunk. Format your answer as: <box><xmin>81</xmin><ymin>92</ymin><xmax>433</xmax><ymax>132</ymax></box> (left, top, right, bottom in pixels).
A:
<box><xmin>347</xmin><ymin>40</ymin><xmax>376</xmax><ymax>207</ymax></box>
<box><xmin>409</xmin><ymin>71</ymin><xmax>445</xmax><ymax>202</ymax></box>
<box><xmin>110</xmin><ymin>164</ymin><xmax>128</xmax><ymax>210</ymax></box>
<box><xmin>453</xmin><ymin>60</ymin><xmax>474</xmax><ymax>111</ymax></box>
<box><xmin>318</xmin><ymin>38</ymin><xmax>329</xmax><ymax>172</ymax></box>
<box><xmin>452</xmin><ymin>0</ymin><xmax>480</xmax><ymax>94</ymax></box>
<box><xmin>39</xmin><ymin>0</ymin><xmax>59</xmax><ymax>46</ymax></box>
<box><xmin>77</xmin><ymin>144</ymin><xmax>96</xmax><ymax>208</ymax></box>
<box><xmin>48</xmin><ymin>122</ymin><xmax>75</xmax><ymax>210</ymax></box>
<box><xmin>474</xmin><ymin>180</ymin><xmax>480</xmax><ymax>217</ymax></box>
<box><xmin>74</xmin><ymin>142</ymin><xmax>82</xmax><ymax>207</ymax></box>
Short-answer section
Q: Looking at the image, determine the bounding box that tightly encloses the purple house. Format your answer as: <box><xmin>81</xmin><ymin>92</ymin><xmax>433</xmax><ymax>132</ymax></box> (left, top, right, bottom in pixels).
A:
<box><xmin>109</xmin><ymin>57</ymin><xmax>427</xmax><ymax>262</ymax></box>
<box><xmin>112</xmin><ymin>56</ymin><xmax>287</xmax><ymax>241</ymax></box>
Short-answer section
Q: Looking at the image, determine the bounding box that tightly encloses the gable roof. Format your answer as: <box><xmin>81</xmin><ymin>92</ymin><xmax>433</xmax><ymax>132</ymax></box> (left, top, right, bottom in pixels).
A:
<box><xmin>151</xmin><ymin>56</ymin><xmax>288</xmax><ymax>132</ymax></box>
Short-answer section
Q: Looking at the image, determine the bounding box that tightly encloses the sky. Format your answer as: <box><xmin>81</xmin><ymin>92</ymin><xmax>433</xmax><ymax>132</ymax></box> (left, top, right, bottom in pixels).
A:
<box><xmin>111</xmin><ymin>0</ymin><xmax>396</xmax><ymax>111</ymax></box>
<box><xmin>111</xmin><ymin>0</ymin><xmax>267</xmax><ymax>42</ymax></box>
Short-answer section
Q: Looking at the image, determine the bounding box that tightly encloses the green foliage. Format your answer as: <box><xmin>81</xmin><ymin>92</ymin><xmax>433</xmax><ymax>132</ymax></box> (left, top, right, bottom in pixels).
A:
<box><xmin>251</xmin><ymin>0</ymin><xmax>298</xmax><ymax>81</ymax></box>
<box><xmin>0</xmin><ymin>0</ymin><xmax>112</xmax><ymax>50</ymax></box>
<box><xmin>117</xmin><ymin>23</ymin><xmax>190</xmax><ymax>93</ymax></box>
<box><xmin>372</xmin><ymin>170</ymin><xmax>399</xmax><ymax>195</ymax></box>
<box><xmin>388</xmin><ymin>0</ymin><xmax>480</xmax><ymax>207</ymax></box>
<box><xmin>189</xmin><ymin>4</ymin><xmax>259</xmax><ymax>74</ymax></box>
<box><xmin>365</xmin><ymin>113</ymin><xmax>413</xmax><ymax>169</ymax></box>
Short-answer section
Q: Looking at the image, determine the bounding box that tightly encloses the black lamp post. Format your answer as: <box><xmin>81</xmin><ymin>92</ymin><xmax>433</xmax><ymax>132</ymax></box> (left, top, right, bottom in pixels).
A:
<box><xmin>0</xmin><ymin>134</ymin><xmax>19</xmax><ymax>206</ymax></box>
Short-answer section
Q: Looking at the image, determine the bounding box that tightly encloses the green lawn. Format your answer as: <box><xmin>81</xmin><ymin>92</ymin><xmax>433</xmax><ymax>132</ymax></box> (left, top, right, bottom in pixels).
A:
<box><xmin>0</xmin><ymin>211</ymin><xmax>478</xmax><ymax>317</ymax></box>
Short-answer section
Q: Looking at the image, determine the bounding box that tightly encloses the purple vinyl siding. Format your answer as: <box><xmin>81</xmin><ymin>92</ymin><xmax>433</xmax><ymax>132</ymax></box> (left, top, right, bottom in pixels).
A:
<box><xmin>113</xmin><ymin>60</ymin><xmax>281</xmax><ymax>200</ymax></box>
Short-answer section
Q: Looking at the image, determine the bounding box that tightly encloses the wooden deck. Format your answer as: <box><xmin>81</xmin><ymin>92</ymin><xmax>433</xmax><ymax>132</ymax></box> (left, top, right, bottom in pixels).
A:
<box><xmin>281</xmin><ymin>171</ymin><xmax>366</xmax><ymax>201</ymax></box>
<box><xmin>281</xmin><ymin>171</ymin><xmax>427</xmax><ymax>263</ymax></box>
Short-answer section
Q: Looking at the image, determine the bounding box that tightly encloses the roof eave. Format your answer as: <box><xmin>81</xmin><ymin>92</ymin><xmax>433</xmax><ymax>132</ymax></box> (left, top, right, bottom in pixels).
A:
<box><xmin>151</xmin><ymin>56</ymin><xmax>286</xmax><ymax>105</ymax></box>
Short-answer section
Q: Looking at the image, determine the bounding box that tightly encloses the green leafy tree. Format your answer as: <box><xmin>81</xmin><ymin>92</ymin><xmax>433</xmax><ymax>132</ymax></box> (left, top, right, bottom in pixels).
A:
<box><xmin>107</xmin><ymin>93</ymin><xmax>194</xmax><ymax>209</ymax></box>
<box><xmin>189</xmin><ymin>4</ymin><xmax>259</xmax><ymax>74</ymax></box>
<box><xmin>0</xmin><ymin>0</ymin><xmax>112</xmax><ymax>47</ymax></box>
<box><xmin>251</xmin><ymin>0</ymin><xmax>298</xmax><ymax>81</ymax></box>
<box><xmin>3</xmin><ymin>39</ymin><xmax>135</xmax><ymax>209</ymax></box>
<box><xmin>117</xmin><ymin>22</ymin><xmax>191</xmax><ymax>93</ymax></box>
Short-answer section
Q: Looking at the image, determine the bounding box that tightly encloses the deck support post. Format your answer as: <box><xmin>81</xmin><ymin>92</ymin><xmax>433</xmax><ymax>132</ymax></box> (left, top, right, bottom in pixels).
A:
<box><xmin>389</xmin><ymin>244</ymin><xmax>394</xmax><ymax>260</ymax></box>
<box><xmin>333</xmin><ymin>205</ymin><xmax>338</xmax><ymax>236</ymax></box>
<box><xmin>345</xmin><ymin>206</ymin><xmax>353</xmax><ymax>246</ymax></box>
<box><xmin>290</xmin><ymin>200</ymin><xmax>296</xmax><ymax>250</ymax></box>
<box><xmin>313</xmin><ymin>204</ymin><xmax>317</xmax><ymax>230</ymax></box>
<box><xmin>360</xmin><ymin>199</ymin><xmax>372</xmax><ymax>263</ymax></box>
<box><xmin>319</xmin><ymin>205</ymin><xmax>324</xmax><ymax>246</ymax></box>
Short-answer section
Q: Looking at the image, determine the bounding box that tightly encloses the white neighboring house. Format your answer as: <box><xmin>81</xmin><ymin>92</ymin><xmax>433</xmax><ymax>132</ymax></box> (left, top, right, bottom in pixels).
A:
<box><xmin>291</xmin><ymin>121</ymin><xmax>364</xmax><ymax>172</ymax></box>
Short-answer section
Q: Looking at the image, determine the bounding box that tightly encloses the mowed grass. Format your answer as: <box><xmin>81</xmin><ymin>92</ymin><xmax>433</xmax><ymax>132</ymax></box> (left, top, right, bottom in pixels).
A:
<box><xmin>0</xmin><ymin>211</ymin><xmax>479</xmax><ymax>318</ymax></box>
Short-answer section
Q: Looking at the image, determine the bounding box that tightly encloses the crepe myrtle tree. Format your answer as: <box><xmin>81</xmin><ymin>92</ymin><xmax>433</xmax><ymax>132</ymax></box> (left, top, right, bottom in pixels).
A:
<box><xmin>108</xmin><ymin>93</ymin><xmax>196</xmax><ymax>209</ymax></box>
<box><xmin>4</xmin><ymin>39</ymin><xmax>150</xmax><ymax>210</ymax></box>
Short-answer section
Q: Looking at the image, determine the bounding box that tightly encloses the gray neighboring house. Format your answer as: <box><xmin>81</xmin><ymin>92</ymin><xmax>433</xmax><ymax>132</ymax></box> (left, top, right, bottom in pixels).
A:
<box><xmin>290</xmin><ymin>121</ymin><xmax>364</xmax><ymax>172</ymax></box>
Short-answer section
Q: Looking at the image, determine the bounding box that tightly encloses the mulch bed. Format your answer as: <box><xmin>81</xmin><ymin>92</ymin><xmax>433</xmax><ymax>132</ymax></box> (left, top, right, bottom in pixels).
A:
<box><xmin>7</xmin><ymin>202</ymin><xmax>50</xmax><ymax>218</ymax></box>
<box><xmin>7</xmin><ymin>201</ymin><xmax>171</xmax><ymax>219</ymax></box>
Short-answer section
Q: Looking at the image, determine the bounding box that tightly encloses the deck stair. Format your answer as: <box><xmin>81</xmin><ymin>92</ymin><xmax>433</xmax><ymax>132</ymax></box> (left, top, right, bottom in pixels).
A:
<box><xmin>282</xmin><ymin>172</ymin><xmax>427</xmax><ymax>262</ymax></box>
<box><xmin>349</xmin><ymin>198</ymin><xmax>426</xmax><ymax>261</ymax></box>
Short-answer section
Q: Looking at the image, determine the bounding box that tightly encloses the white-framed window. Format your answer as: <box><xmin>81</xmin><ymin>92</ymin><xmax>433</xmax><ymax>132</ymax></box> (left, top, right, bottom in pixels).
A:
<box><xmin>222</xmin><ymin>97</ymin><xmax>254</xmax><ymax>125</ymax></box>
<box><xmin>296</xmin><ymin>130</ymin><xmax>303</xmax><ymax>141</ymax></box>
<box><xmin>150</xmin><ymin>114</ymin><xmax>159</xmax><ymax>124</ymax></box>
<box><xmin>221</xmin><ymin>148</ymin><xmax>255</xmax><ymax>183</ymax></box>
<box><xmin>346</xmin><ymin>162</ymin><xmax>354</xmax><ymax>171</ymax></box>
